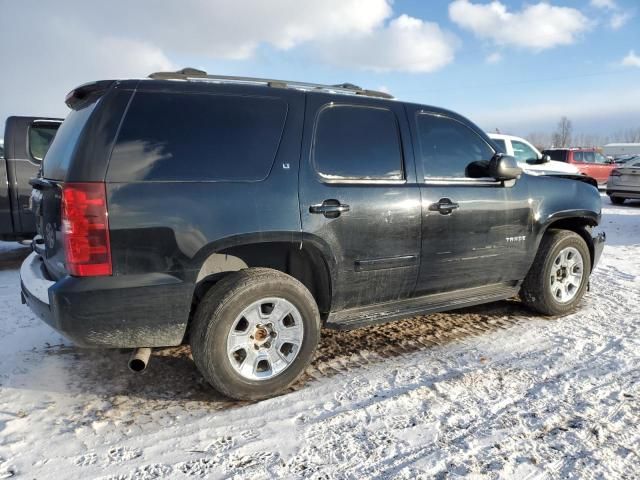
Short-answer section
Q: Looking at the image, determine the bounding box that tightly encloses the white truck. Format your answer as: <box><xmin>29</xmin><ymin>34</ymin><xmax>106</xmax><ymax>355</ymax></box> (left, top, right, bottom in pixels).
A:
<box><xmin>488</xmin><ymin>133</ymin><xmax>580</xmax><ymax>176</ymax></box>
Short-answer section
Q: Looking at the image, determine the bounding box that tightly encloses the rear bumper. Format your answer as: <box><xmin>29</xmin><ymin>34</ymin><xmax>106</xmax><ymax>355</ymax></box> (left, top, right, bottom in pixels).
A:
<box><xmin>20</xmin><ymin>252</ymin><xmax>192</xmax><ymax>348</ymax></box>
<box><xmin>607</xmin><ymin>188</ymin><xmax>640</xmax><ymax>199</ymax></box>
<box><xmin>592</xmin><ymin>230</ymin><xmax>605</xmax><ymax>270</ymax></box>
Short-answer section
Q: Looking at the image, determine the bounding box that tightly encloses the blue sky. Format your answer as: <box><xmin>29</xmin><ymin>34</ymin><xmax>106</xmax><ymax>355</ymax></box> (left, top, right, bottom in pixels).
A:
<box><xmin>1</xmin><ymin>0</ymin><xmax>639</xmax><ymax>137</ymax></box>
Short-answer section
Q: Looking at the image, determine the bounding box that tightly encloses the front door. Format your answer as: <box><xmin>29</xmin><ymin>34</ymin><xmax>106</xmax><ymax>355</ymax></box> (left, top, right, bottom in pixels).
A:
<box><xmin>407</xmin><ymin>108</ymin><xmax>531</xmax><ymax>296</ymax></box>
<box><xmin>299</xmin><ymin>92</ymin><xmax>422</xmax><ymax>311</ymax></box>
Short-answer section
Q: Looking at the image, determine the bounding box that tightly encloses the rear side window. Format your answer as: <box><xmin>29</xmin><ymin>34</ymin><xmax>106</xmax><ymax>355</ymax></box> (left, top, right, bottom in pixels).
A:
<box><xmin>108</xmin><ymin>92</ymin><xmax>287</xmax><ymax>182</ymax></box>
<box><xmin>313</xmin><ymin>105</ymin><xmax>403</xmax><ymax>180</ymax></box>
<box><xmin>416</xmin><ymin>114</ymin><xmax>494</xmax><ymax>179</ymax></box>
<box><xmin>43</xmin><ymin>102</ymin><xmax>99</xmax><ymax>180</ymax></box>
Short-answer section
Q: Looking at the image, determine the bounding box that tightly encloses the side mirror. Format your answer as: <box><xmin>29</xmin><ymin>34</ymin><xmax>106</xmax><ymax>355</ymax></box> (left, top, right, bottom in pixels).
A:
<box><xmin>541</xmin><ymin>154</ymin><xmax>551</xmax><ymax>164</ymax></box>
<box><xmin>489</xmin><ymin>154</ymin><xmax>522</xmax><ymax>181</ymax></box>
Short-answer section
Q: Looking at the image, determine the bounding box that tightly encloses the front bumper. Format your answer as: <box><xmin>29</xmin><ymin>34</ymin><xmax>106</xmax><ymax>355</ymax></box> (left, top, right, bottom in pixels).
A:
<box><xmin>591</xmin><ymin>230</ymin><xmax>605</xmax><ymax>270</ymax></box>
<box><xmin>20</xmin><ymin>252</ymin><xmax>193</xmax><ymax>348</ymax></box>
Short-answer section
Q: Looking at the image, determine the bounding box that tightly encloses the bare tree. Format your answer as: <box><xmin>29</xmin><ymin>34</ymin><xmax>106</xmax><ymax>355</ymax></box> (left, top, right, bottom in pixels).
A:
<box><xmin>552</xmin><ymin>116</ymin><xmax>573</xmax><ymax>147</ymax></box>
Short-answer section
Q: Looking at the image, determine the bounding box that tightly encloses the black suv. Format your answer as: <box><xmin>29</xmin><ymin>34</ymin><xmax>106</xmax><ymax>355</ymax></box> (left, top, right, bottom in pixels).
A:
<box><xmin>21</xmin><ymin>69</ymin><xmax>605</xmax><ymax>400</ymax></box>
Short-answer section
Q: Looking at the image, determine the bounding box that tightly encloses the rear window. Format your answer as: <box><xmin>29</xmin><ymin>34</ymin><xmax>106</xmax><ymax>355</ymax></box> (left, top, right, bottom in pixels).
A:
<box><xmin>108</xmin><ymin>92</ymin><xmax>288</xmax><ymax>182</ymax></box>
<box><xmin>43</xmin><ymin>102</ymin><xmax>99</xmax><ymax>180</ymax></box>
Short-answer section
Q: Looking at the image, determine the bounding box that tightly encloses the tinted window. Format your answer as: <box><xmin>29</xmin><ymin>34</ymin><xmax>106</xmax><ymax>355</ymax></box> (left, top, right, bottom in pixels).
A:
<box><xmin>313</xmin><ymin>105</ymin><xmax>403</xmax><ymax>180</ymax></box>
<box><xmin>109</xmin><ymin>92</ymin><xmax>288</xmax><ymax>182</ymax></box>
<box><xmin>573</xmin><ymin>151</ymin><xmax>584</xmax><ymax>163</ymax></box>
<box><xmin>492</xmin><ymin>139</ymin><xmax>507</xmax><ymax>153</ymax></box>
<box><xmin>545</xmin><ymin>150</ymin><xmax>567</xmax><ymax>162</ymax></box>
<box><xmin>416</xmin><ymin>114</ymin><xmax>494</xmax><ymax>178</ymax></box>
<box><xmin>29</xmin><ymin>124</ymin><xmax>59</xmax><ymax>162</ymax></box>
<box><xmin>43</xmin><ymin>101</ymin><xmax>99</xmax><ymax>180</ymax></box>
<box><xmin>512</xmin><ymin>140</ymin><xmax>538</xmax><ymax>163</ymax></box>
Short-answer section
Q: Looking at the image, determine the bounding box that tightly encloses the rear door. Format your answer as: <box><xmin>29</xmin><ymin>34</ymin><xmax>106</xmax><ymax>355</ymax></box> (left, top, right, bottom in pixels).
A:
<box><xmin>299</xmin><ymin>93</ymin><xmax>421</xmax><ymax>311</ymax></box>
<box><xmin>2</xmin><ymin>116</ymin><xmax>61</xmax><ymax>238</ymax></box>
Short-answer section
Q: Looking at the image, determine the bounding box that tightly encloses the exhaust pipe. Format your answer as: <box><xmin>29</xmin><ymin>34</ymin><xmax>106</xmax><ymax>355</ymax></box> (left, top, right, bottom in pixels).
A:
<box><xmin>128</xmin><ymin>347</ymin><xmax>152</xmax><ymax>372</ymax></box>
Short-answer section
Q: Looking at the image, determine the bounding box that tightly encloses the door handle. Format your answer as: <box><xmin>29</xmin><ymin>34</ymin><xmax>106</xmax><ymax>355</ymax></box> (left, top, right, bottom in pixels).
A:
<box><xmin>429</xmin><ymin>198</ymin><xmax>459</xmax><ymax>215</ymax></box>
<box><xmin>309</xmin><ymin>200</ymin><xmax>350</xmax><ymax>218</ymax></box>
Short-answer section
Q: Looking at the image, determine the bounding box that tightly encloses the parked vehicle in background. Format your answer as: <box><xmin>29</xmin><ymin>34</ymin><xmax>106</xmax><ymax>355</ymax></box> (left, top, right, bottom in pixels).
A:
<box><xmin>613</xmin><ymin>155</ymin><xmax>639</xmax><ymax>165</ymax></box>
<box><xmin>603</xmin><ymin>143</ymin><xmax>640</xmax><ymax>158</ymax></box>
<box><xmin>488</xmin><ymin>133</ymin><xmax>580</xmax><ymax>176</ymax></box>
<box><xmin>542</xmin><ymin>148</ymin><xmax>616</xmax><ymax>186</ymax></box>
<box><xmin>21</xmin><ymin>69</ymin><xmax>605</xmax><ymax>400</ymax></box>
<box><xmin>607</xmin><ymin>156</ymin><xmax>640</xmax><ymax>205</ymax></box>
<box><xmin>1</xmin><ymin>116</ymin><xmax>61</xmax><ymax>241</ymax></box>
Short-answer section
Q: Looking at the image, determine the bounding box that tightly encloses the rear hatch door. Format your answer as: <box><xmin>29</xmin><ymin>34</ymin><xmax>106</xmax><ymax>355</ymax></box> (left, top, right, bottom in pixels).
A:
<box><xmin>32</xmin><ymin>80</ymin><xmax>124</xmax><ymax>280</ymax></box>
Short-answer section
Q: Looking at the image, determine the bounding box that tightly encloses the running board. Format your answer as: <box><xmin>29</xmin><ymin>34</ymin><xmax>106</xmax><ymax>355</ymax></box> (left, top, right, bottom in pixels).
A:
<box><xmin>325</xmin><ymin>283</ymin><xmax>520</xmax><ymax>330</ymax></box>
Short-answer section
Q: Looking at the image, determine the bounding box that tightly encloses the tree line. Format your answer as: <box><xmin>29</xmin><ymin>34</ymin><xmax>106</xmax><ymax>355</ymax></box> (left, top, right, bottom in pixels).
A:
<box><xmin>525</xmin><ymin>117</ymin><xmax>640</xmax><ymax>150</ymax></box>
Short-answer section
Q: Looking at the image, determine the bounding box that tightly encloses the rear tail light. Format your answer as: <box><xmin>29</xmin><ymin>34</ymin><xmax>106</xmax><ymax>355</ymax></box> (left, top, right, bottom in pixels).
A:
<box><xmin>610</xmin><ymin>169</ymin><xmax>622</xmax><ymax>177</ymax></box>
<box><xmin>62</xmin><ymin>182</ymin><xmax>112</xmax><ymax>276</ymax></box>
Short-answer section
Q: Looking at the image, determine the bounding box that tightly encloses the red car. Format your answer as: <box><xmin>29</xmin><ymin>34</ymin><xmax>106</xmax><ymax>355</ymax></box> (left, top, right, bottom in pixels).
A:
<box><xmin>542</xmin><ymin>148</ymin><xmax>616</xmax><ymax>186</ymax></box>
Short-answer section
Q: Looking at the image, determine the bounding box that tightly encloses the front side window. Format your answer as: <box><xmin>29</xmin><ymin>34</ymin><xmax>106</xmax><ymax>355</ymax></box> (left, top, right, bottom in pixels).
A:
<box><xmin>416</xmin><ymin>114</ymin><xmax>494</xmax><ymax>179</ymax></box>
<box><xmin>511</xmin><ymin>140</ymin><xmax>538</xmax><ymax>164</ymax></box>
<box><xmin>594</xmin><ymin>152</ymin><xmax>609</xmax><ymax>164</ymax></box>
<box><xmin>313</xmin><ymin>105</ymin><xmax>403</xmax><ymax>180</ymax></box>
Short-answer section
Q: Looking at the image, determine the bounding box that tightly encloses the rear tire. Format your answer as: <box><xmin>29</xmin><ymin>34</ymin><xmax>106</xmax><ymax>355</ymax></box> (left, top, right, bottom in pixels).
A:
<box><xmin>610</xmin><ymin>196</ymin><xmax>625</xmax><ymax>205</ymax></box>
<box><xmin>191</xmin><ymin>268</ymin><xmax>321</xmax><ymax>401</ymax></box>
<box><xmin>520</xmin><ymin>230</ymin><xmax>591</xmax><ymax>316</ymax></box>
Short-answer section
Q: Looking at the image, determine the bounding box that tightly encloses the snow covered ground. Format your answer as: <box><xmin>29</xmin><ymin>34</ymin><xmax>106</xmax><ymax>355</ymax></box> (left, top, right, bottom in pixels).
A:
<box><xmin>0</xmin><ymin>198</ymin><xmax>638</xmax><ymax>479</ymax></box>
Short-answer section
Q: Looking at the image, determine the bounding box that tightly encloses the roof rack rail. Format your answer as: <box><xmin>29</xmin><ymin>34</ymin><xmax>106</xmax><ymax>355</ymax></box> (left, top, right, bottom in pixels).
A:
<box><xmin>147</xmin><ymin>68</ymin><xmax>394</xmax><ymax>99</ymax></box>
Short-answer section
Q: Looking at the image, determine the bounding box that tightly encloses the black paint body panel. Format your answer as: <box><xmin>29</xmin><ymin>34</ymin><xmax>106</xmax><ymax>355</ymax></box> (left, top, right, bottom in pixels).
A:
<box><xmin>20</xmin><ymin>79</ymin><xmax>605</xmax><ymax>348</ymax></box>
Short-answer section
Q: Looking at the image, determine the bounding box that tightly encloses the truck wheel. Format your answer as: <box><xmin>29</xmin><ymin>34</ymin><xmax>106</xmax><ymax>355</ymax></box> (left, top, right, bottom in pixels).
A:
<box><xmin>191</xmin><ymin>268</ymin><xmax>320</xmax><ymax>401</ymax></box>
<box><xmin>520</xmin><ymin>230</ymin><xmax>591</xmax><ymax>316</ymax></box>
<box><xmin>610</xmin><ymin>196</ymin><xmax>625</xmax><ymax>205</ymax></box>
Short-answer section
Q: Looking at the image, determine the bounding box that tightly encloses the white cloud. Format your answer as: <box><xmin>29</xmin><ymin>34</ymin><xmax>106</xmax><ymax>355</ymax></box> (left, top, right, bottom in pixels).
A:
<box><xmin>621</xmin><ymin>50</ymin><xmax>640</xmax><ymax>68</ymax></box>
<box><xmin>0</xmin><ymin>0</ymin><xmax>457</xmax><ymax>123</ymax></box>
<box><xmin>591</xmin><ymin>0</ymin><xmax>617</xmax><ymax>9</ymax></box>
<box><xmin>609</xmin><ymin>11</ymin><xmax>632</xmax><ymax>29</ymax></box>
<box><xmin>485</xmin><ymin>52</ymin><xmax>503</xmax><ymax>64</ymax></box>
<box><xmin>319</xmin><ymin>15</ymin><xmax>458</xmax><ymax>73</ymax></box>
<box><xmin>590</xmin><ymin>0</ymin><xmax>633</xmax><ymax>29</ymax></box>
<box><xmin>449</xmin><ymin>0</ymin><xmax>590</xmax><ymax>50</ymax></box>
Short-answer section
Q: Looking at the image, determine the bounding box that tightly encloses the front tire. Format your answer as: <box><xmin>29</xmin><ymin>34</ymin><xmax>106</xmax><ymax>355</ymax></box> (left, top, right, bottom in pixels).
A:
<box><xmin>191</xmin><ymin>268</ymin><xmax>320</xmax><ymax>401</ymax></box>
<box><xmin>520</xmin><ymin>230</ymin><xmax>591</xmax><ymax>316</ymax></box>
